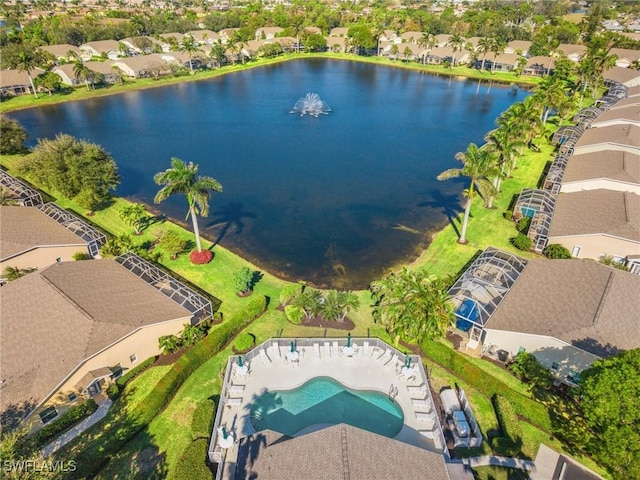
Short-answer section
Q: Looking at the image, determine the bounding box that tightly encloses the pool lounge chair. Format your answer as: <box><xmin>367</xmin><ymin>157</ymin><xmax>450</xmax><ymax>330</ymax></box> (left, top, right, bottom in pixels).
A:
<box><xmin>260</xmin><ymin>349</ymin><xmax>272</xmax><ymax>366</ymax></box>
<box><xmin>378</xmin><ymin>349</ymin><xmax>392</xmax><ymax>363</ymax></box>
<box><xmin>226</xmin><ymin>397</ymin><xmax>243</xmax><ymax>407</ymax></box>
<box><xmin>313</xmin><ymin>343</ymin><xmax>320</xmax><ymax>358</ymax></box>
<box><xmin>363</xmin><ymin>341</ymin><xmax>370</xmax><ymax>357</ymax></box>
<box><xmin>411</xmin><ymin>398</ymin><xmax>431</xmax><ymax>411</ymax></box>
<box><xmin>415</xmin><ymin>412</ymin><xmax>435</xmax><ymax>425</ymax></box>
<box><xmin>271</xmin><ymin>341</ymin><xmax>281</xmax><ymax>358</ymax></box>
<box><xmin>385</xmin><ymin>354</ymin><xmax>399</xmax><ymax>368</ymax></box>
<box><xmin>407</xmin><ymin>385</ymin><xmax>427</xmax><ymax>398</ymax></box>
<box><xmin>228</xmin><ymin>385</ymin><xmax>245</xmax><ymax>396</ymax></box>
<box><xmin>324</xmin><ymin>341</ymin><xmax>331</xmax><ymax>358</ymax></box>
<box><xmin>332</xmin><ymin>341</ymin><xmax>339</xmax><ymax>356</ymax></box>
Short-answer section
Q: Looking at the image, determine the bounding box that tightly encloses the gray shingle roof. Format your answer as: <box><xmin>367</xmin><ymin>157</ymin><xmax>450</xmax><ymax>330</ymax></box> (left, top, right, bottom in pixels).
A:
<box><xmin>486</xmin><ymin>259</ymin><xmax>640</xmax><ymax>357</ymax></box>
<box><xmin>0</xmin><ymin>260</ymin><xmax>191</xmax><ymax>423</ymax></box>
<box><xmin>590</xmin><ymin>105</ymin><xmax>640</xmax><ymax>125</ymax></box>
<box><xmin>549</xmin><ymin>190</ymin><xmax>640</xmax><ymax>241</ymax></box>
<box><xmin>0</xmin><ymin>206</ymin><xmax>86</xmax><ymax>260</ymax></box>
<box><xmin>574</xmin><ymin>124</ymin><xmax>640</xmax><ymax>149</ymax></box>
<box><xmin>235</xmin><ymin>425</ymin><xmax>449</xmax><ymax>480</ymax></box>
<box><xmin>562</xmin><ymin>151</ymin><xmax>640</xmax><ymax>185</ymax></box>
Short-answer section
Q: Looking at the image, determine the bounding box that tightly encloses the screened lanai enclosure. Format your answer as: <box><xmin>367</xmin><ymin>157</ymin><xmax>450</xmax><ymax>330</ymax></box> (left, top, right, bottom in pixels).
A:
<box><xmin>37</xmin><ymin>203</ymin><xmax>106</xmax><ymax>257</ymax></box>
<box><xmin>0</xmin><ymin>170</ymin><xmax>43</xmax><ymax>206</ymax></box>
<box><xmin>115</xmin><ymin>252</ymin><xmax>218</xmax><ymax>323</ymax></box>
<box><xmin>513</xmin><ymin>189</ymin><xmax>557</xmax><ymax>252</ymax></box>
<box><xmin>448</xmin><ymin>248</ymin><xmax>528</xmax><ymax>349</ymax></box>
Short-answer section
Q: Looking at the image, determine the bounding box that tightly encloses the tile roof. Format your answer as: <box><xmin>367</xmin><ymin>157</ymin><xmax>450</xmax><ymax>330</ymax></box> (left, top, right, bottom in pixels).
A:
<box><xmin>562</xmin><ymin>151</ymin><xmax>640</xmax><ymax>185</ymax></box>
<box><xmin>0</xmin><ymin>260</ymin><xmax>191</xmax><ymax>422</ymax></box>
<box><xmin>235</xmin><ymin>425</ymin><xmax>449</xmax><ymax>480</ymax></box>
<box><xmin>549</xmin><ymin>190</ymin><xmax>640</xmax><ymax>241</ymax></box>
<box><xmin>486</xmin><ymin>259</ymin><xmax>640</xmax><ymax>357</ymax></box>
<box><xmin>0</xmin><ymin>206</ymin><xmax>86</xmax><ymax>260</ymax></box>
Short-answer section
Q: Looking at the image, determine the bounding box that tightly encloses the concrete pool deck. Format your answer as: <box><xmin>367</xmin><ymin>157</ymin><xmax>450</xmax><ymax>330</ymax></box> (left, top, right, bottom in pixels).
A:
<box><xmin>209</xmin><ymin>338</ymin><xmax>447</xmax><ymax>480</ymax></box>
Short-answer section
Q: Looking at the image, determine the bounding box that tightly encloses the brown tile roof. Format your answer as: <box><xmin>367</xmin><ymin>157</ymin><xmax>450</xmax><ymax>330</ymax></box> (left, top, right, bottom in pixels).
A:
<box><xmin>235</xmin><ymin>425</ymin><xmax>449</xmax><ymax>480</ymax></box>
<box><xmin>0</xmin><ymin>206</ymin><xmax>86</xmax><ymax>261</ymax></box>
<box><xmin>0</xmin><ymin>260</ymin><xmax>191</xmax><ymax>422</ymax></box>
<box><xmin>574</xmin><ymin>124</ymin><xmax>640</xmax><ymax>149</ymax></box>
<box><xmin>563</xmin><ymin>151</ymin><xmax>640</xmax><ymax>185</ymax></box>
<box><xmin>486</xmin><ymin>259</ymin><xmax>640</xmax><ymax>357</ymax></box>
<box><xmin>591</xmin><ymin>105</ymin><xmax>640</xmax><ymax>125</ymax></box>
<box><xmin>549</xmin><ymin>190</ymin><xmax>640</xmax><ymax>241</ymax></box>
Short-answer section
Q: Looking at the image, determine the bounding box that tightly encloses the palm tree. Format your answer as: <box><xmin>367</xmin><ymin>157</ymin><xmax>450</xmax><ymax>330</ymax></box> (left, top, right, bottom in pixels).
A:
<box><xmin>490</xmin><ymin>38</ymin><xmax>506</xmax><ymax>73</ymax></box>
<box><xmin>16</xmin><ymin>48</ymin><xmax>39</xmax><ymax>99</ymax></box>
<box><xmin>418</xmin><ymin>33</ymin><xmax>435</xmax><ymax>65</ymax></box>
<box><xmin>73</xmin><ymin>61</ymin><xmax>93</xmax><ymax>90</ymax></box>
<box><xmin>370</xmin><ymin>268</ymin><xmax>454</xmax><ymax>345</ymax></box>
<box><xmin>337</xmin><ymin>291</ymin><xmax>360</xmax><ymax>322</ymax></box>
<box><xmin>180</xmin><ymin>35</ymin><xmax>202</xmax><ymax>72</ymax></box>
<box><xmin>477</xmin><ymin>37</ymin><xmax>492</xmax><ymax>71</ymax></box>
<box><xmin>389</xmin><ymin>44</ymin><xmax>399</xmax><ymax>61</ymax></box>
<box><xmin>535</xmin><ymin>77</ymin><xmax>567</xmax><ymax>125</ymax></box>
<box><xmin>209</xmin><ymin>39</ymin><xmax>227</xmax><ymax>68</ymax></box>
<box><xmin>447</xmin><ymin>33</ymin><xmax>465</xmax><ymax>68</ymax></box>
<box><xmin>484</xmin><ymin>126</ymin><xmax>526</xmax><ymax>196</ymax></box>
<box><xmin>154</xmin><ymin>158</ymin><xmax>223</xmax><ymax>254</ymax></box>
<box><xmin>2</xmin><ymin>266</ymin><xmax>26</xmax><ymax>281</ymax></box>
<box><xmin>119</xmin><ymin>203</ymin><xmax>148</xmax><ymax>235</ymax></box>
<box><xmin>437</xmin><ymin>143</ymin><xmax>497</xmax><ymax>244</ymax></box>
<box><xmin>321</xmin><ymin>290</ymin><xmax>342</xmax><ymax>321</ymax></box>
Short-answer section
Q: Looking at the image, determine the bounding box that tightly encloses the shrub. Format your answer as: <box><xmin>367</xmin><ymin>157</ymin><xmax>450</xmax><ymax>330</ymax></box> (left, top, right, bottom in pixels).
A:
<box><xmin>0</xmin><ymin>115</ymin><xmax>28</xmax><ymax>154</ymax></box>
<box><xmin>493</xmin><ymin>394</ymin><xmax>523</xmax><ymax>446</ymax></box>
<box><xmin>115</xmin><ymin>356</ymin><xmax>157</xmax><ymax>389</ymax></box>
<box><xmin>233</xmin><ymin>333</ymin><xmax>255</xmax><ymax>352</ymax></box>
<box><xmin>190</xmin><ymin>250</ymin><xmax>213</xmax><ymax>264</ymax></box>
<box><xmin>159</xmin><ymin>334</ymin><xmax>182</xmax><ymax>354</ymax></box>
<box><xmin>158</xmin><ymin>229</ymin><xmax>188</xmax><ymax>260</ymax></box>
<box><xmin>279</xmin><ymin>283</ymin><xmax>302</xmax><ymax>306</ymax></box>
<box><xmin>599</xmin><ymin>255</ymin><xmax>628</xmax><ymax>271</ymax></box>
<box><xmin>511</xmin><ymin>233</ymin><xmax>532</xmax><ymax>251</ymax></box>
<box><xmin>27</xmin><ymin>400</ymin><xmax>98</xmax><ymax>449</ymax></box>
<box><xmin>72</xmin><ymin>252</ymin><xmax>91</xmax><ymax>261</ymax></box>
<box><xmin>516</xmin><ymin>217</ymin><xmax>531</xmax><ymax>234</ymax></box>
<box><xmin>173</xmin><ymin>439</ymin><xmax>214</xmax><ymax>480</ymax></box>
<box><xmin>181</xmin><ymin>323</ymin><xmax>207</xmax><ymax>347</ymax></box>
<box><xmin>284</xmin><ymin>304</ymin><xmax>304</xmax><ymax>324</ymax></box>
<box><xmin>233</xmin><ymin>267</ymin><xmax>253</xmax><ymax>293</ymax></box>
<box><xmin>507</xmin><ymin>352</ymin><xmax>553</xmax><ymax>390</ymax></box>
<box><xmin>106</xmin><ymin>383</ymin><xmax>120</xmax><ymax>401</ymax></box>
<box><xmin>543</xmin><ymin>243</ymin><xmax>572</xmax><ymax>259</ymax></box>
<box><xmin>191</xmin><ymin>399</ymin><xmax>216</xmax><ymax>440</ymax></box>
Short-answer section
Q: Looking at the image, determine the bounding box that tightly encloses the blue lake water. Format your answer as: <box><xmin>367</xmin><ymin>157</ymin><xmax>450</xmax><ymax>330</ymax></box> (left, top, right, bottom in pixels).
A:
<box><xmin>249</xmin><ymin>376</ymin><xmax>404</xmax><ymax>437</ymax></box>
<box><xmin>10</xmin><ymin>59</ymin><xmax>527</xmax><ymax>288</ymax></box>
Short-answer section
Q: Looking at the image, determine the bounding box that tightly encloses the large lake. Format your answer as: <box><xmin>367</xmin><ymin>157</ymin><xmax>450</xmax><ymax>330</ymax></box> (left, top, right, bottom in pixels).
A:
<box><xmin>11</xmin><ymin>59</ymin><xmax>527</xmax><ymax>288</ymax></box>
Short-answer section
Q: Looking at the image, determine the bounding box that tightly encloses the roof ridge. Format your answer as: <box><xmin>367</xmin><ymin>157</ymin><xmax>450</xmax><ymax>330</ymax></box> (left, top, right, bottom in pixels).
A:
<box><xmin>592</xmin><ymin>271</ymin><xmax>615</xmax><ymax>325</ymax></box>
<box><xmin>40</xmin><ymin>271</ymin><xmax>94</xmax><ymax>321</ymax></box>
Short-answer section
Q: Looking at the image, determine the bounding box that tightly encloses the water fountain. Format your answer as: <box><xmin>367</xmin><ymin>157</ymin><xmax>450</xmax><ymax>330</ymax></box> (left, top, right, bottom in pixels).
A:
<box><xmin>289</xmin><ymin>93</ymin><xmax>332</xmax><ymax>117</ymax></box>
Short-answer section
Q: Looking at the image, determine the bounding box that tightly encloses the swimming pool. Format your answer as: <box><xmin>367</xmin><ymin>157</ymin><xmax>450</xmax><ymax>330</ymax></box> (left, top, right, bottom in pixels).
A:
<box><xmin>249</xmin><ymin>377</ymin><xmax>404</xmax><ymax>438</ymax></box>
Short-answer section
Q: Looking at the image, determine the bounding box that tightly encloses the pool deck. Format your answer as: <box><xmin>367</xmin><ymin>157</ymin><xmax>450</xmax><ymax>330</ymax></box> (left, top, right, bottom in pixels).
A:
<box><xmin>210</xmin><ymin>338</ymin><xmax>446</xmax><ymax>480</ymax></box>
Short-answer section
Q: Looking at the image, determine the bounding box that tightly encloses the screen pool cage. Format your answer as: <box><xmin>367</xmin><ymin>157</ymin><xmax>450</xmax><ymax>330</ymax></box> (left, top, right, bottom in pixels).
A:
<box><xmin>0</xmin><ymin>170</ymin><xmax>43</xmax><ymax>206</ymax></box>
<box><xmin>448</xmin><ymin>248</ymin><xmax>528</xmax><ymax>333</ymax></box>
<box><xmin>552</xmin><ymin>125</ymin><xmax>585</xmax><ymax>151</ymax></box>
<box><xmin>115</xmin><ymin>252</ymin><xmax>215</xmax><ymax>323</ymax></box>
<box><xmin>544</xmin><ymin>153</ymin><xmax>571</xmax><ymax>194</ymax></box>
<box><xmin>513</xmin><ymin>189</ymin><xmax>557</xmax><ymax>252</ymax></box>
<box><xmin>606</xmin><ymin>81</ymin><xmax>628</xmax><ymax>99</ymax></box>
<box><xmin>574</xmin><ymin>106</ymin><xmax>605</xmax><ymax>126</ymax></box>
<box><xmin>37</xmin><ymin>203</ymin><xmax>106</xmax><ymax>257</ymax></box>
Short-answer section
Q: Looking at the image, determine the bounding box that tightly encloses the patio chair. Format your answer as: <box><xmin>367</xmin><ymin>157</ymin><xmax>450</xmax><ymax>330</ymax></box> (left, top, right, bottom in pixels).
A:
<box><xmin>415</xmin><ymin>411</ymin><xmax>434</xmax><ymax>423</ymax></box>
<box><xmin>385</xmin><ymin>354</ymin><xmax>399</xmax><ymax>368</ymax></box>
<box><xmin>378</xmin><ymin>349</ymin><xmax>392</xmax><ymax>363</ymax></box>
<box><xmin>271</xmin><ymin>341</ymin><xmax>281</xmax><ymax>358</ymax></box>
<box><xmin>228</xmin><ymin>385</ymin><xmax>245</xmax><ymax>395</ymax></box>
<box><xmin>419</xmin><ymin>429</ymin><xmax>436</xmax><ymax>439</ymax></box>
<box><xmin>332</xmin><ymin>341</ymin><xmax>339</xmax><ymax>356</ymax></box>
<box><xmin>324</xmin><ymin>341</ymin><xmax>331</xmax><ymax>358</ymax></box>
<box><xmin>313</xmin><ymin>343</ymin><xmax>321</xmax><ymax>358</ymax></box>
<box><xmin>411</xmin><ymin>398</ymin><xmax>431</xmax><ymax>412</ymax></box>
<box><xmin>407</xmin><ymin>385</ymin><xmax>427</xmax><ymax>398</ymax></box>
<box><xmin>363</xmin><ymin>341</ymin><xmax>370</xmax><ymax>357</ymax></box>
<box><xmin>226</xmin><ymin>397</ymin><xmax>243</xmax><ymax>407</ymax></box>
<box><xmin>260</xmin><ymin>349</ymin><xmax>272</xmax><ymax>366</ymax></box>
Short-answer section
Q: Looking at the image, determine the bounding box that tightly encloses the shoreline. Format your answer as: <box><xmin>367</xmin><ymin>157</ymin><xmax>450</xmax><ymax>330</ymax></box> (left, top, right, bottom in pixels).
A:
<box><xmin>0</xmin><ymin>53</ymin><xmax>539</xmax><ymax>114</ymax></box>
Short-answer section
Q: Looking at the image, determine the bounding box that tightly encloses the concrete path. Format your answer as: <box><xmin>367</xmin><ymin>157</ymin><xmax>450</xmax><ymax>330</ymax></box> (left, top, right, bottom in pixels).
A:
<box><xmin>462</xmin><ymin>455</ymin><xmax>536</xmax><ymax>471</ymax></box>
<box><xmin>42</xmin><ymin>399</ymin><xmax>112</xmax><ymax>457</ymax></box>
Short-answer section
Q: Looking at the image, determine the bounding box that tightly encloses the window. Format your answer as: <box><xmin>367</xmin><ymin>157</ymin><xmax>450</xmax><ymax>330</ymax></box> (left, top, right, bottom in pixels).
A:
<box><xmin>612</xmin><ymin>255</ymin><xmax>625</xmax><ymax>265</ymax></box>
<box><xmin>39</xmin><ymin>405</ymin><xmax>58</xmax><ymax>424</ymax></box>
<box><xmin>130</xmin><ymin>354</ymin><xmax>137</xmax><ymax>364</ymax></box>
<box><xmin>551</xmin><ymin>362</ymin><xmax>560</xmax><ymax>372</ymax></box>
<box><xmin>110</xmin><ymin>364</ymin><xmax>123</xmax><ymax>380</ymax></box>
<box><xmin>68</xmin><ymin>393</ymin><xmax>78</xmax><ymax>403</ymax></box>
<box><xmin>567</xmin><ymin>370</ymin><xmax>581</xmax><ymax>384</ymax></box>
<box><xmin>571</xmin><ymin>245</ymin><xmax>581</xmax><ymax>258</ymax></box>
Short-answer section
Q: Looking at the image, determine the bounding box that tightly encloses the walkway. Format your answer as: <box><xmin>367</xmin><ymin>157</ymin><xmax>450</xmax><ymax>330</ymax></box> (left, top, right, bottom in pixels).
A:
<box><xmin>462</xmin><ymin>455</ymin><xmax>536</xmax><ymax>471</ymax></box>
<box><xmin>42</xmin><ymin>399</ymin><xmax>112</xmax><ymax>457</ymax></box>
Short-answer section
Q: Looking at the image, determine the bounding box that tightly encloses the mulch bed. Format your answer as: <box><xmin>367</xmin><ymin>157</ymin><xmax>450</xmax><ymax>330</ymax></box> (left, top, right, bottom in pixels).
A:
<box><xmin>276</xmin><ymin>305</ymin><xmax>355</xmax><ymax>331</ymax></box>
<box><xmin>154</xmin><ymin>348</ymin><xmax>187</xmax><ymax>366</ymax></box>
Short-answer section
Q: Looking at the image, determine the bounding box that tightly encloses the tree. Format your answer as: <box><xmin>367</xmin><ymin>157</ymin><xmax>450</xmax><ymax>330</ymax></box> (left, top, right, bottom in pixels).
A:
<box><xmin>73</xmin><ymin>61</ymin><xmax>95</xmax><ymax>91</ymax></box>
<box><xmin>209</xmin><ymin>40</ymin><xmax>227</xmax><ymax>68</ymax></box>
<box><xmin>180</xmin><ymin>323</ymin><xmax>206</xmax><ymax>347</ymax></box>
<box><xmin>389</xmin><ymin>44</ymin><xmax>399</xmax><ymax>61</ymax></box>
<box><xmin>15</xmin><ymin>46</ymin><xmax>40</xmax><ymax>99</ymax></box>
<box><xmin>233</xmin><ymin>267</ymin><xmax>253</xmax><ymax>294</ymax></box>
<box><xmin>320</xmin><ymin>290</ymin><xmax>342</xmax><ymax>321</ymax></box>
<box><xmin>0</xmin><ymin>428</ymin><xmax>55</xmax><ymax>479</ymax></box>
<box><xmin>180</xmin><ymin>35</ymin><xmax>202</xmax><ymax>72</ymax></box>
<box><xmin>418</xmin><ymin>33</ymin><xmax>436</xmax><ymax>65</ymax></box>
<box><xmin>370</xmin><ymin>268</ymin><xmax>454</xmax><ymax>345</ymax></box>
<box><xmin>437</xmin><ymin>143</ymin><xmax>497</xmax><ymax>244</ymax></box>
<box><xmin>337</xmin><ymin>291</ymin><xmax>360</xmax><ymax>322</ymax></box>
<box><xmin>484</xmin><ymin>123</ymin><xmax>526</xmax><ymax>192</ymax></box>
<box><xmin>0</xmin><ymin>116</ymin><xmax>28</xmax><ymax>154</ymax></box>
<box><xmin>535</xmin><ymin>77</ymin><xmax>567</xmax><ymax>125</ymax></box>
<box><xmin>157</xmin><ymin>229</ymin><xmax>188</xmax><ymax>260</ymax></box>
<box><xmin>292</xmin><ymin>287</ymin><xmax>323</xmax><ymax>319</ymax></box>
<box><xmin>543</xmin><ymin>244</ymin><xmax>572</xmax><ymax>259</ymax></box>
<box><xmin>154</xmin><ymin>158</ymin><xmax>223</xmax><ymax>255</ymax></box>
<box><xmin>489</xmin><ymin>38</ymin><xmax>506</xmax><ymax>73</ymax></box>
<box><xmin>100</xmin><ymin>234</ymin><xmax>133</xmax><ymax>257</ymax></box>
<box><xmin>119</xmin><ymin>203</ymin><xmax>149</xmax><ymax>235</ymax></box>
<box><xmin>579</xmin><ymin>349</ymin><xmax>640</xmax><ymax>479</ymax></box>
<box><xmin>34</xmin><ymin>71</ymin><xmax>62</xmax><ymax>96</ymax></box>
<box><xmin>447</xmin><ymin>33</ymin><xmax>465</xmax><ymax>67</ymax></box>
<box><xmin>477</xmin><ymin>37</ymin><xmax>492</xmax><ymax>71</ymax></box>
<box><xmin>18</xmin><ymin>134</ymin><xmax>120</xmax><ymax>211</ymax></box>
<box><xmin>2</xmin><ymin>266</ymin><xmax>30</xmax><ymax>282</ymax></box>
<box><xmin>159</xmin><ymin>334</ymin><xmax>182</xmax><ymax>354</ymax></box>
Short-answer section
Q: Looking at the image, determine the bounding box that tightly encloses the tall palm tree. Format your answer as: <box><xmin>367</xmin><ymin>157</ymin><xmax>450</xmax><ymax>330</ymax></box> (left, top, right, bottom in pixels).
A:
<box><xmin>437</xmin><ymin>143</ymin><xmax>497</xmax><ymax>244</ymax></box>
<box><xmin>490</xmin><ymin>38</ymin><xmax>506</xmax><ymax>73</ymax></box>
<box><xmin>447</xmin><ymin>33</ymin><xmax>465</xmax><ymax>68</ymax></box>
<box><xmin>484</xmin><ymin>126</ymin><xmax>526</xmax><ymax>197</ymax></box>
<box><xmin>73</xmin><ymin>61</ymin><xmax>93</xmax><ymax>90</ymax></box>
<box><xmin>477</xmin><ymin>37</ymin><xmax>492</xmax><ymax>71</ymax></box>
<box><xmin>16</xmin><ymin>48</ymin><xmax>39</xmax><ymax>99</ymax></box>
<box><xmin>535</xmin><ymin>77</ymin><xmax>567</xmax><ymax>125</ymax></box>
<box><xmin>389</xmin><ymin>44</ymin><xmax>399</xmax><ymax>61</ymax></box>
<box><xmin>418</xmin><ymin>33</ymin><xmax>435</xmax><ymax>65</ymax></box>
<box><xmin>180</xmin><ymin>35</ymin><xmax>202</xmax><ymax>72</ymax></box>
<box><xmin>154</xmin><ymin>158</ymin><xmax>223</xmax><ymax>253</ymax></box>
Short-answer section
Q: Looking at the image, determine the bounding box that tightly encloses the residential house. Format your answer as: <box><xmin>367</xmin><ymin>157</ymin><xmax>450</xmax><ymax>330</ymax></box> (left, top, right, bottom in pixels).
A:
<box><xmin>255</xmin><ymin>26</ymin><xmax>283</xmax><ymax>40</ymax></box>
<box><xmin>0</xmin><ymin>170</ymin><xmax>42</xmax><ymax>206</ymax></box>
<box><xmin>119</xmin><ymin>36</ymin><xmax>162</xmax><ymax>55</ymax></box>
<box><xmin>329</xmin><ymin>27</ymin><xmax>349</xmax><ymax>37</ymax></box>
<box><xmin>0</xmin><ymin>255</ymin><xmax>213</xmax><ymax>432</ymax></box>
<box><xmin>162</xmin><ymin>51</ymin><xmax>205</xmax><ymax>70</ymax></box>
<box><xmin>39</xmin><ymin>43</ymin><xmax>81</xmax><ymax>63</ymax></box>
<box><xmin>218</xmin><ymin>28</ymin><xmax>240</xmax><ymax>43</ymax></box>
<box><xmin>547</xmin><ymin>189</ymin><xmax>640</xmax><ymax>262</ymax></box>
<box><xmin>610</xmin><ymin>48</ymin><xmax>640</xmax><ymax>68</ymax></box>
<box><xmin>424</xmin><ymin>46</ymin><xmax>471</xmax><ymax>66</ymax></box>
<box><xmin>433</xmin><ymin>34</ymin><xmax>451</xmax><ymax>47</ymax></box>
<box><xmin>111</xmin><ymin>54</ymin><xmax>170</xmax><ymax>78</ymax></box>
<box><xmin>572</xmin><ymin>124</ymin><xmax>640</xmax><ymax>155</ymax></box>
<box><xmin>52</xmin><ymin>61</ymin><xmax>119</xmax><ymax>86</ymax></box>
<box><xmin>505</xmin><ymin>40</ymin><xmax>532</xmax><ymax>56</ymax></box>
<box><xmin>588</xmin><ymin>105</ymin><xmax>640</xmax><ymax>128</ymax></box>
<box><xmin>304</xmin><ymin>27</ymin><xmax>322</xmax><ymax>36</ymax></box>
<box><xmin>557</xmin><ymin>43</ymin><xmax>587</xmax><ymax>62</ymax></box>
<box><xmin>604</xmin><ymin>66</ymin><xmax>640</xmax><ymax>88</ymax></box>
<box><xmin>522</xmin><ymin>56</ymin><xmax>554</xmax><ymax>77</ymax></box>
<box><xmin>0</xmin><ymin>204</ymin><xmax>106</xmax><ymax>275</ymax></box>
<box><xmin>378</xmin><ymin>30</ymin><xmax>397</xmax><ymax>43</ymax></box>
<box><xmin>399</xmin><ymin>31</ymin><xmax>424</xmax><ymax>44</ymax></box>
<box><xmin>325</xmin><ymin>36</ymin><xmax>347</xmax><ymax>53</ymax></box>
<box><xmin>157</xmin><ymin>32</ymin><xmax>185</xmax><ymax>51</ymax></box>
<box><xmin>79</xmin><ymin>40</ymin><xmax>121</xmax><ymax>60</ymax></box>
<box><xmin>483</xmin><ymin>53</ymin><xmax>521</xmax><ymax>72</ymax></box>
<box><xmin>187</xmin><ymin>29</ymin><xmax>219</xmax><ymax>45</ymax></box>
<box><xmin>0</xmin><ymin>69</ymin><xmax>36</xmax><ymax>96</ymax></box>
<box><xmin>560</xmin><ymin>151</ymin><xmax>640</xmax><ymax>194</ymax></box>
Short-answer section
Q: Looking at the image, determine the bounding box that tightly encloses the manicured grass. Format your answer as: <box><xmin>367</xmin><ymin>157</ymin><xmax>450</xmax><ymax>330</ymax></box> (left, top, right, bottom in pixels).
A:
<box><xmin>463</xmin><ymin>356</ymin><xmax>532</xmax><ymax>398</ymax></box>
<box><xmin>472</xmin><ymin>465</ymin><xmax>529</xmax><ymax>480</ymax></box>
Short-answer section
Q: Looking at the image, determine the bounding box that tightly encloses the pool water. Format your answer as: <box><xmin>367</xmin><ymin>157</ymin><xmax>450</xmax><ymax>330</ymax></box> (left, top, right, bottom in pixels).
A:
<box><xmin>249</xmin><ymin>377</ymin><xmax>404</xmax><ymax>437</ymax></box>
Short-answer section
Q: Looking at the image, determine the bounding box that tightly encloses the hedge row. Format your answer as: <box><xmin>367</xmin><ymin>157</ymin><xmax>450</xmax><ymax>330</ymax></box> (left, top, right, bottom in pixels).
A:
<box><xmin>420</xmin><ymin>340</ymin><xmax>552</xmax><ymax>432</ymax></box>
<box><xmin>174</xmin><ymin>439</ymin><xmax>214</xmax><ymax>480</ymax></box>
<box><xmin>493</xmin><ymin>393</ymin><xmax>523</xmax><ymax>444</ymax></box>
<box><xmin>63</xmin><ymin>295</ymin><xmax>268</xmax><ymax>479</ymax></box>
<box><xmin>24</xmin><ymin>399</ymin><xmax>98</xmax><ymax>450</ymax></box>
<box><xmin>107</xmin><ymin>356</ymin><xmax>159</xmax><ymax>401</ymax></box>
<box><xmin>191</xmin><ymin>399</ymin><xmax>216</xmax><ymax>440</ymax></box>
